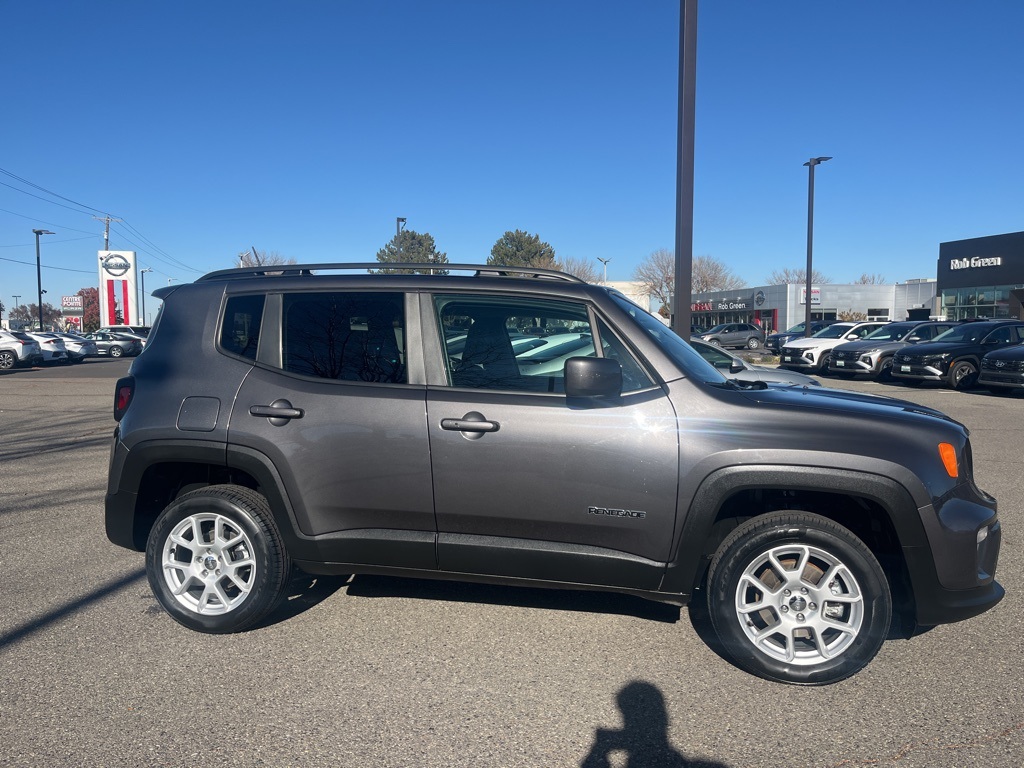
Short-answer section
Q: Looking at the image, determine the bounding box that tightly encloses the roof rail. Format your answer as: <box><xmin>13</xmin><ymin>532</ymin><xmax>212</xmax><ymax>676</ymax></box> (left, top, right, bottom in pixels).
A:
<box><xmin>196</xmin><ymin>262</ymin><xmax>585</xmax><ymax>283</ymax></box>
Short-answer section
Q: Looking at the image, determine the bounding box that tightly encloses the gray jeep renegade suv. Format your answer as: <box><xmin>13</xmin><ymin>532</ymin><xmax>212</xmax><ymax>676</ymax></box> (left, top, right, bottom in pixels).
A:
<box><xmin>106</xmin><ymin>263</ymin><xmax>1003</xmax><ymax>685</ymax></box>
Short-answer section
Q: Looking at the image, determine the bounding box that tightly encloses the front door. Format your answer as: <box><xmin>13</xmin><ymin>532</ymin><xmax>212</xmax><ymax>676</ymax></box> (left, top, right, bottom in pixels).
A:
<box><xmin>425</xmin><ymin>293</ymin><xmax>679</xmax><ymax>590</ymax></box>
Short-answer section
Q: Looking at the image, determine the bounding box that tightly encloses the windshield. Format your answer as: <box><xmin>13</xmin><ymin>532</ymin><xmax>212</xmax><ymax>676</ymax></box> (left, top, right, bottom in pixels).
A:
<box><xmin>782</xmin><ymin>323</ymin><xmax>806</xmax><ymax>334</ymax></box>
<box><xmin>932</xmin><ymin>324</ymin><xmax>994</xmax><ymax>343</ymax></box>
<box><xmin>812</xmin><ymin>324</ymin><xmax>855</xmax><ymax>339</ymax></box>
<box><xmin>609</xmin><ymin>293</ymin><xmax>725</xmax><ymax>384</ymax></box>
<box><xmin>863</xmin><ymin>322</ymin><xmax>916</xmax><ymax>341</ymax></box>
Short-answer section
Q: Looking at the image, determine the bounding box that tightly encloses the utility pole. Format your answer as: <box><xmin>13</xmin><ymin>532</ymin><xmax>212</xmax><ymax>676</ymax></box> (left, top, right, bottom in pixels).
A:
<box><xmin>93</xmin><ymin>215</ymin><xmax>123</xmax><ymax>250</ymax></box>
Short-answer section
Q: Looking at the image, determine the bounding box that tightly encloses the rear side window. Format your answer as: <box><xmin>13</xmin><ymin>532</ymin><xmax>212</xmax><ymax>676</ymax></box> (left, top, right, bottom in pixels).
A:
<box><xmin>282</xmin><ymin>292</ymin><xmax>406</xmax><ymax>383</ymax></box>
<box><xmin>221</xmin><ymin>295</ymin><xmax>265</xmax><ymax>361</ymax></box>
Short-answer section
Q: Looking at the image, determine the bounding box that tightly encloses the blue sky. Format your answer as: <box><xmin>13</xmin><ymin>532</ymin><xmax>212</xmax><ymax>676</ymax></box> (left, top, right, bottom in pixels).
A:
<box><xmin>2</xmin><ymin>1</ymin><xmax>1023</xmax><ymax>310</ymax></box>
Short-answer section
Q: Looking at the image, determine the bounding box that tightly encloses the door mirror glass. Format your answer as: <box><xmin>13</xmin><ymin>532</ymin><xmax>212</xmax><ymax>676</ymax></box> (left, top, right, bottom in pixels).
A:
<box><xmin>565</xmin><ymin>357</ymin><xmax>622</xmax><ymax>398</ymax></box>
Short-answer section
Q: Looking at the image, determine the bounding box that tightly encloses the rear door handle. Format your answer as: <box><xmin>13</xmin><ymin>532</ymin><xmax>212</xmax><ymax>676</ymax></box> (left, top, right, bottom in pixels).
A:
<box><xmin>250</xmin><ymin>399</ymin><xmax>304</xmax><ymax>426</ymax></box>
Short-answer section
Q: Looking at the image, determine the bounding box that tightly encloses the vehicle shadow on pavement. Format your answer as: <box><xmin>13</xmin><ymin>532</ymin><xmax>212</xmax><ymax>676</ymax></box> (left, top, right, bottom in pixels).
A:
<box><xmin>255</xmin><ymin>570</ymin><xmax>353</xmax><ymax>629</ymax></box>
<box><xmin>580</xmin><ymin>681</ymin><xmax>730</xmax><ymax>768</ymax></box>
<box><xmin>344</xmin><ymin>575</ymin><xmax>682</xmax><ymax>623</ymax></box>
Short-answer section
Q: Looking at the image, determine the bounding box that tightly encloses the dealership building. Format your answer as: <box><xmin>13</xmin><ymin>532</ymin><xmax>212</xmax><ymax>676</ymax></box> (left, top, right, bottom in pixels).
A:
<box><xmin>936</xmin><ymin>230</ymin><xmax>1024</xmax><ymax>320</ymax></box>
<box><xmin>688</xmin><ymin>230</ymin><xmax>1024</xmax><ymax>333</ymax></box>
<box><xmin>690</xmin><ymin>279</ymin><xmax>938</xmax><ymax>335</ymax></box>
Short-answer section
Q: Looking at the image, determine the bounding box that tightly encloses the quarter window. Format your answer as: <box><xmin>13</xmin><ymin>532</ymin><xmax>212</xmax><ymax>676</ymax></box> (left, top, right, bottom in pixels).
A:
<box><xmin>282</xmin><ymin>292</ymin><xmax>406</xmax><ymax>383</ymax></box>
<box><xmin>220</xmin><ymin>295</ymin><xmax>265</xmax><ymax>361</ymax></box>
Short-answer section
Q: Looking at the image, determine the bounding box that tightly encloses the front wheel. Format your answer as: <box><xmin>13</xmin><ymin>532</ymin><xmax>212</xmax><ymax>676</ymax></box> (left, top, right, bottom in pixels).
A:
<box><xmin>706</xmin><ymin>511</ymin><xmax>891</xmax><ymax>685</ymax></box>
<box><xmin>146</xmin><ymin>484</ymin><xmax>291</xmax><ymax>633</ymax></box>
<box><xmin>947</xmin><ymin>360</ymin><xmax>977</xmax><ymax>390</ymax></box>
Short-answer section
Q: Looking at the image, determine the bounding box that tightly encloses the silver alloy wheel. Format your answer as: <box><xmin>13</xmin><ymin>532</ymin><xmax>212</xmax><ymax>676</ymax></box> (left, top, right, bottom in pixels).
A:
<box><xmin>734</xmin><ymin>543</ymin><xmax>864</xmax><ymax>665</ymax></box>
<box><xmin>161</xmin><ymin>512</ymin><xmax>258</xmax><ymax>615</ymax></box>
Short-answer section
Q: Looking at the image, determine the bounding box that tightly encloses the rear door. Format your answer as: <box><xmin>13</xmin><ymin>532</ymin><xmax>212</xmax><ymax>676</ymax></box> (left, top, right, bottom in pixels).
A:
<box><xmin>227</xmin><ymin>290</ymin><xmax>436</xmax><ymax>569</ymax></box>
<box><xmin>424</xmin><ymin>292</ymin><xmax>679</xmax><ymax>590</ymax></box>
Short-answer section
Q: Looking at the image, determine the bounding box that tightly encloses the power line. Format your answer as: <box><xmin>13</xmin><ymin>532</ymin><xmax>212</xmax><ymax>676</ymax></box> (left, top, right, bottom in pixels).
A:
<box><xmin>0</xmin><ymin>166</ymin><xmax>114</xmax><ymax>216</ymax></box>
<box><xmin>0</xmin><ymin>206</ymin><xmax>102</xmax><ymax>236</ymax></box>
<box><xmin>0</xmin><ymin>254</ymin><xmax>94</xmax><ymax>274</ymax></box>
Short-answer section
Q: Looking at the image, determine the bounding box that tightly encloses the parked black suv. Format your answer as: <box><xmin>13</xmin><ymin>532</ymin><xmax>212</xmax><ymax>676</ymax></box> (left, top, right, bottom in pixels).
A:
<box><xmin>891</xmin><ymin>320</ymin><xmax>1024</xmax><ymax>390</ymax></box>
<box><xmin>106</xmin><ymin>263</ymin><xmax>1003</xmax><ymax>685</ymax></box>
<box><xmin>978</xmin><ymin>344</ymin><xmax>1024</xmax><ymax>394</ymax></box>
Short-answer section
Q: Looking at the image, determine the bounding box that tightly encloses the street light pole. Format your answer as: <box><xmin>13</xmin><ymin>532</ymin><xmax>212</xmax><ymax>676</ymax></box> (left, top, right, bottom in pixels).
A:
<box><xmin>396</xmin><ymin>217</ymin><xmax>406</xmax><ymax>261</ymax></box>
<box><xmin>140</xmin><ymin>268</ymin><xmax>153</xmax><ymax>325</ymax></box>
<box><xmin>33</xmin><ymin>229</ymin><xmax>54</xmax><ymax>330</ymax></box>
<box><xmin>597</xmin><ymin>257</ymin><xmax>611</xmax><ymax>283</ymax></box>
<box><xmin>803</xmin><ymin>157</ymin><xmax>831</xmax><ymax>336</ymax></box>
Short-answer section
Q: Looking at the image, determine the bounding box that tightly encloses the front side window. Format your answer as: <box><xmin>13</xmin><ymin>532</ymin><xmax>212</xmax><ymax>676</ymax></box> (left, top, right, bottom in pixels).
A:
<box><xmin>282</xmin><ymin>292</ymin><xmax>406</xmax><ymax>383</ymax></box>
<box><xmin>434</xmin><ymin>294</ymin><xmax>652</xmax><ymax>393</ymax></box>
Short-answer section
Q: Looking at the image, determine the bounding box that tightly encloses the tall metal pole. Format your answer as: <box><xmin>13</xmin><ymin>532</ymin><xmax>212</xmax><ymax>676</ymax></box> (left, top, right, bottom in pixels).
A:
<box><xmin>672</xmin><ymin>0</ymin><xmax>697</xmax><ymax>340</ymax></box>
<box><xmin>598</xmin><ymin>257</ymin><xmax>610</xmax><ymax>283</ymax></box>
<box><xmin>140</xmin><ymin>268</ymin><xmax>153</xmax><ymax>325</ymax></box>
<box><xmin>396</xmin><ymin>217</ymin><xmax>406</xmax><ymax>260</ymax></box>
<box><xmin>803</xmin><ymin>157</ymin><xmax>831</xmax><ymax>336</ymax></box>
<box><xmin>33</xmin><ymin>229</ymin><xmax>54</xmax><ymax>331</ymax></box>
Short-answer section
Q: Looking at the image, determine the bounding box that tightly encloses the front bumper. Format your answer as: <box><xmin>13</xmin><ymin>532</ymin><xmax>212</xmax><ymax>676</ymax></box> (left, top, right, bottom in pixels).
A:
<box><xmin>977</xmin><ymin>371</ymin><xmax>1024</xmax><ymax>389</ymax></box>
<box><xmin>891</xmin><ymin>360</ymin><xmax>945</xmax><ymax>382</ymax></box>
<box><xmin>779</xmin><ymin>349</ymin><xmax>820</xmax><ymax>370</ymax></box>
<box><xmin>909</xmin><ymin>480</ymin><xmax>1003</xmax><ymax>626</ymax></box>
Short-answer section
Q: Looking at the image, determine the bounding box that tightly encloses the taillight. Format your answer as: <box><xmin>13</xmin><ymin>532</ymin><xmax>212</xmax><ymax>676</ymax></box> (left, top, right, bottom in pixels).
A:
<box><xmin>114</xmin><ymin>376</ymin><xmax>135</xmax><ymax>422</ymax></box>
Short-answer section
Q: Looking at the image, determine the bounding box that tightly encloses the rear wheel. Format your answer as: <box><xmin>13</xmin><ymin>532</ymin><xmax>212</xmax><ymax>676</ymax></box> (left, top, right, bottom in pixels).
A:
<box><xmin>706</xmin><ymin>511</ymin><xmax>891</xmax><ymax>685</ymax></box>
<box><xmin>746</xmin><ymin>337</ymin><xmax>761</xmax><ymax>349</ymax></box>
<box><xmin>0</xmin><ymin>350</ymin><xmax>15</xmax><ymax>370</ymax></box>
<box><xmin>109</xmin><ymin>345</ymin><xmax>124</xmax><ymax>358</ymax></box>
<box><xmin>146</xmin><ymin>484</ymin><xmax>291</xmax><ymax>633</ymax></box>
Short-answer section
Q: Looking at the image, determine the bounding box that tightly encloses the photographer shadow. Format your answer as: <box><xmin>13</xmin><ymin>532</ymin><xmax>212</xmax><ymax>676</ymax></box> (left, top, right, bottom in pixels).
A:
<box><xmin>581</xmin><ymin>681</ymin><xmax>729</xmax><ymax>768</ymax></box>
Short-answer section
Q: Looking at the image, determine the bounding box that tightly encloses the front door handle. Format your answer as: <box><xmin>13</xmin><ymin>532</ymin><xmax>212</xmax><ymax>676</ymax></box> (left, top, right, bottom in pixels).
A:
<box><xmin>250</xmin><ymin>399</ymin><xmax>304</xmax><ymax>426</ymax></box>
<box><xmin>440</xmin><ymin>411</ymin><xmax>500</xmax><ymax>438</ymax></box>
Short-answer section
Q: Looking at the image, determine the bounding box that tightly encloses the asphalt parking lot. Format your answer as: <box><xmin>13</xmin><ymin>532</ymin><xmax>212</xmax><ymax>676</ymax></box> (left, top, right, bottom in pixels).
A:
<box><xmin>1</xmin><ymin>358</ymin><xmax>1021</xmax><ymax>768</ymax></box>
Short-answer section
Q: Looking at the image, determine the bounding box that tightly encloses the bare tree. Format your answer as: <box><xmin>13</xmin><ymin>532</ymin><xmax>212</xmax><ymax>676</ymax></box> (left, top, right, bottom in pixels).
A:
<box><xmin>766</xmin><ymin>267</ymin><xmax>831</xmax><ymax>285</ymax></box>
<box><xmin>838</xmin><ymin>309</ymin><xmax>867</xmax><ymax>321</ymax></box>
<box><xmin>633</xmin><ymin>250</ymin><xmax>746</xmax><ymax>309</ymax></box>
<box><xmin>632</xmin><ymin>248</ymin><xmax>675</xmax><ymax>309</ymax></box>
<box><xmin>556</xmin><ymin>255</ymin><xmax>602</xmax><ymax>283</ymax></box>
<box><xmin>692</xmin><ymin>254</ymin><xmax>746</xmax><ymax>293</ymax></box>
<box><xmin>854</xmin><ymin>272</ymin><xmax>887</xmax><ymax>285</ymax></box>
<box><xmin>236</xmin><ymin>248</ymin><xmax>297</xmax><ymax>268</ymax></box>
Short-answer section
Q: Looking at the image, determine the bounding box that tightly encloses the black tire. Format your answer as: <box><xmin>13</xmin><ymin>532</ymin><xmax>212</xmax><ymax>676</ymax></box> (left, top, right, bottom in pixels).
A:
<box><xmin>706</xmin><ymin>511</ymin><xmax>891</xmax><ymax>685</ymax></box>
<box><xmin>145</xmin><ymin>484</ymin><xmax>291</xmax><ymax>633</ymax></box>
<box><xmin>108</xmin><ymin>345</ymin><xmax>124</xmax><ymax>358</ymax></box>
<box><xmin>709</xmin><ymin>339</ymin><xmax>722</xmax><ymax>347</ymax></box>
<box><xmin>876</xmin><ymin>357</ymin><xmax>894</xmax><ymax>382</ymax></box>
<box><xmin>817</xmin><ymin>353</ymin><xmax>832</xmax><ymax>376</ymax></box>
<box><xmin>0</xmin><ymin>350</ymin><xmax>15</xmax><ymax>370</ymax></box>
<box><xmin>947</xmin><ymin>360</ymin><xmax>977</xmax><ymax>390</ymax></box>
<box><xmin>746</xmin><ymin>337</ymin><xmax>761</xmax><ymax>350</ymax></box>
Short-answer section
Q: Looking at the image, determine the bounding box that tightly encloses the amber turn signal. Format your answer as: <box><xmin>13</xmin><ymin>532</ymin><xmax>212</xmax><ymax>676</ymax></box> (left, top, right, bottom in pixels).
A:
<box><xmin>938</xmin><ymin>443</ymin><xmax>958</xmax><ymax>478</ymax></box>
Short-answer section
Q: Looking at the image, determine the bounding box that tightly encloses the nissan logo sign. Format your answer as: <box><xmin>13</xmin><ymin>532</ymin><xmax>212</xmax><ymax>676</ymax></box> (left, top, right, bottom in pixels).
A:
<box><xmin>102</xmin><ymin>254</ymin><xmax>131</xmax><ymax>277</ymax></box>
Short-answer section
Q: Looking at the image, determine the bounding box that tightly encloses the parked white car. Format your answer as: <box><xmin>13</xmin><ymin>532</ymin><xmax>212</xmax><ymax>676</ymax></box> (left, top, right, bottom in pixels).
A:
<box><xmin>779</xmin><ymin>321</ymin><xmax>890</xmax><ymax>374</ymax></box>
<box><xmin>24</xmin><ymin>332</ymin><xmax>68</xmax><ymax>364</ymax></box>
<box><xmin>0</xmin><ymin>330</ymin><xmax>43</xmax><ymax>369</ymax></box>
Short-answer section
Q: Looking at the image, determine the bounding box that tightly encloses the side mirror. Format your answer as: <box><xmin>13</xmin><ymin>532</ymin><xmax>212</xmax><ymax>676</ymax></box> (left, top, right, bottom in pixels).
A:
<box><xmin>565</xmin><ymin>357</ymin><xmax>622</xmax><ymax>398</ymax></box>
